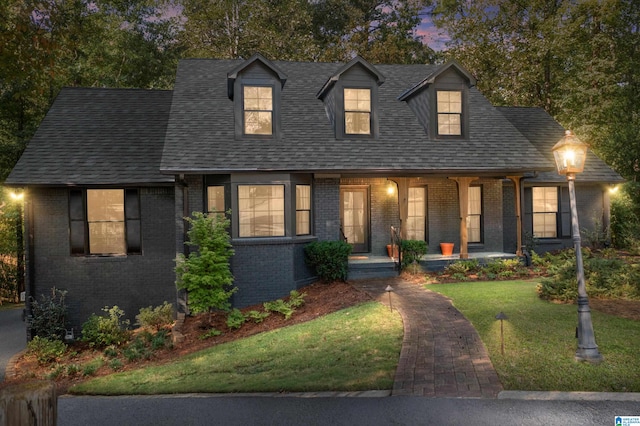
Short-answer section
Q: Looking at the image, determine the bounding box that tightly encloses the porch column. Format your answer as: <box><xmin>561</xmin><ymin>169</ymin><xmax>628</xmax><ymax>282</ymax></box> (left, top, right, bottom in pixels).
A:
<box><xmin>390</xmin><ymin>178</ymin><xmax>409</xmax><ymax>239</ymax></box>
<box><xmin>450</xmin><ymin>177</ymin><xmax>478</xmax><ymax>259</ymax></box>
<box><xmin>507</xmin><ymin>176</ymin><xmax>523</xmax><ymax>256</ymax></box>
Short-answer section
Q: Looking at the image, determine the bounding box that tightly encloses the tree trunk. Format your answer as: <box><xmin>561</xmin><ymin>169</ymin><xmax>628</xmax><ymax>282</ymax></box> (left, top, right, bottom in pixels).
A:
<box><xmin>0</xmin><ymin>381</ymin><xmax>57</xmax><ymax>426</ymax></box>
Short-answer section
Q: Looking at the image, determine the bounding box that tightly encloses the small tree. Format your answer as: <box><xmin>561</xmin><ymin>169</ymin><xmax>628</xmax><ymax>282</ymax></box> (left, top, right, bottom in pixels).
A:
<box><xmin>175</xmin><ymin>212</ymin><xmax>235</xmax><ymax>321</ymax></box>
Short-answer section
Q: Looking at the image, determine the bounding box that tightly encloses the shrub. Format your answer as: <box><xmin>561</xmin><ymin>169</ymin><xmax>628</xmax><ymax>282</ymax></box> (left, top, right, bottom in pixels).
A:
<box><xmin>288</xmin><ymin>290</ymin><xmax>306</xmax><ymax>308</ymax></box>
<box><xmin>175</xmin><ymin>212</ymin><xmax>236</xmax><ymax>316</ymax></box>
<box><xmin>199</xmin><ymin>328</ymin><xmax>222</xmax><ymax>340</ymax></box>
<box><xmin>27</xmin><ymin>336</ymin><xmax>67</xmax><ymax>365</ymax></box>
<box><xmin>29</xmin><ymin>288</ymin><xmax>67</xmax><ymax>341</ymax></box>
<box><xmin>264</xmin><ymin>299</ymin><xmax>294</xmax><ymax>320</ymax></box>
<box><xmin>82</xmin><ymin>358</ymin><xmax>104</xmax><ymax>376</ymax></box>
<box><xmin>401</xmin><ymin>240</ymin><xmax>427</xmax><ymax>270</ymax></box>
<box><xmin>109</xmin><ymin>358</ymin><xmax>123</xmax><ymax>371</ymax></box>
<box><xmin>610</xmin><ymin>186</ymin><xmax>640</xmax><ymax>249</ymax></box>
<box><xmin>81</xmin><ymin>306</ymin><xmax>131</xmax><ymax>348</ymax></box>
<box><xmin>123</xmin><ymin>335</ymin><xmax>153</xmax><ymax>362</ymax></box>
<box><xmin>136</xmin><ymin>302</ymin><xmax>175</xmax><ymax>331</ymax></box>
<box><xmin>304</xmin><ymin>241</ymin><xmax>352</xmax><ymax>282</ymax></box>
<box><xmin>444</xmin><ymin>259</ymin><xmax>480</xmax><ymax>275</ymax></box>
<box><xmin>226</xmin><ymin>308</ymin><xmax>246</xmax><ymax>329</ymax></box>
<box><xmin>247</xmin><ymin>310</ymin><xmax>270</xmax><ymax>323</ymax></box>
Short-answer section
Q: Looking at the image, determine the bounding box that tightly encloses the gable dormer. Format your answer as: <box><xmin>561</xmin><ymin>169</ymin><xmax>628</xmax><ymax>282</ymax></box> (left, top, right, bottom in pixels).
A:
<box><xmin>317</xmin><ymin>56</ymin><xmax>385</xmax><ymax>139</ymax></box>
<box><xmin>398</xmin><ymin>59</ymin><xmax>476</xmax><ymax>139</ymax></box>
<box><xmin>227</xmin><ymin>53</ymin><xmax>288</xmax><ymax>139</ymax></box>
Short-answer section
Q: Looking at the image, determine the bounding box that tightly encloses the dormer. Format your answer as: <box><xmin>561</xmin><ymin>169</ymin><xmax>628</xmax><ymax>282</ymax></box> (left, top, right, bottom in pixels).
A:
<box><xmin>228</xmin><ymin>53</ymin><xmax>288</xmax><ymax>139</ymax></box>
<box><xmin>317</xmin><ymin>56</ymin><xmax>385</xmax><ymax>139</ymax></box>
<box><xmin>398</xmin><ymin>60</ymin><xmax>476</xmax><ymax>139</ymax></box>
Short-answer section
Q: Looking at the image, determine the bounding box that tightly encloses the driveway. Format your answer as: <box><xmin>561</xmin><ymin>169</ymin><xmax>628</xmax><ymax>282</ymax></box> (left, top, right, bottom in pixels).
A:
<box><xmin>0</xmin><ymin>305</ymin><xmax>26</xmax><ymax>381</ymax></box>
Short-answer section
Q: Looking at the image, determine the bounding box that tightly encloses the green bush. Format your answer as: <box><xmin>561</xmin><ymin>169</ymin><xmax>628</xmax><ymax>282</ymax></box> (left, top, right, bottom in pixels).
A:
<box><xmin>175</xmin><ymin>212</ymin><xmax>236</xmax><ymax>315</ymax></box>
<box><xmin>27</xmin><ymin>336</ymin><xmax>67</xmax><ymax>365</ymax></box>
<box><xmin>537</xmin><ymin>249</ymin><xmax>640</xmax><ymax>301</ymax></box>
<box><xmin>247</xmin><ymin>310</ymin><xmax>270</xmax><ymax>323</ymax></box>
<box><xmin>123</xmin><ymin>333</ymin><xmax>153</xmax><ymax>362</ymax></box>
<box><xmin>81</xmin><ymin>306</ymin><xmax>131</xmax><ymax>348</ymax></box>
<box><xmin>136</xmin><ymin>301</ymin><xmax>174</xmax><ymax>331</ymax></box>
<box><xmin>400</xmin><ymin>240</ymin><xmax>427</xmax><ymax>270</ymax></box>
<box><xmin>30</xmin><ymin>288</ymin><xmax>67</xmax><ymax>341</ymax></box>
<box><xmin>199</xmin><ymin>328</ymin><xmax>222</xmax><ymax>340</ymax></box>
<box><xmin>610</xmin><ymin>186</ymin><xmax>640</xmax><ymax>249</ymax></box>
<box><xmin>288</xmin><ymin>290</ymin><xmax>306</xmax><ymax>308</ymax></box>
<box><xmin>264</xmin><ymin>299</ymin><xmax>294</xmax><ymax>320</ymax></box>
<box><xmin>226</xmin><ymin>308</ymin><xmax>246</xmax><ymax>329</ymax></box>
<box><xmin>444</xmin><ymin>259</ymin><xmax>480</xmax><ymax>275</ymax></box>
<box><xmin>304</xmin><ymin>241</ymin><xmax>352</xmax><ymax>282</ymax></box>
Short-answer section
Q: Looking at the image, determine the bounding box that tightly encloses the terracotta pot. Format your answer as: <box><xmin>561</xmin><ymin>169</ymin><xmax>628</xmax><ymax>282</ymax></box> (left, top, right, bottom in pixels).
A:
<box><xmin>386</xmin><ymin>244</ymin><xmax>399</xmax><ymax>258</ymax></box>
<box><xmin>440</xmin><ymin>242</ymin><xmax>454</xmax><ymax>256</ymax></box>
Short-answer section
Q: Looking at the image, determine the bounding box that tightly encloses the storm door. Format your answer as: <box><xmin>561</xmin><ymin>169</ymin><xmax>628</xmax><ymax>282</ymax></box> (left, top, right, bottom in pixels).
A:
<box><xmin>340</xmin><ymin>186</ymin><xmax>369</xmax><ymax>253</ymax></box>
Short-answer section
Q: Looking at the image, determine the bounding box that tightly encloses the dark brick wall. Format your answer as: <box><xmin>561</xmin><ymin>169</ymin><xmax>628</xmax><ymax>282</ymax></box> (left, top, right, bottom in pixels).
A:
<box><xmin>26</xmin><ymin>187</ymin><xmax>177</xmax><ymax>334</ymax></box>
<box><xmin>314</xmin><ymin>177</ymin><xmax>341</xmax><ymax>241</ymax></box>
<box><xmin>230</xmin><ymin>238</ymin><xmax>315</xmax><ymax>308</ymax></box>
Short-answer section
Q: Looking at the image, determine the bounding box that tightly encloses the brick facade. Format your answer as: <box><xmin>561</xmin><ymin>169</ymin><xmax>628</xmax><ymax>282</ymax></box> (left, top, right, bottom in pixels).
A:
<box><xmin>26</xmin><ymin>187</ymin><xmax>177</xmax><ymax>334</ymax></box>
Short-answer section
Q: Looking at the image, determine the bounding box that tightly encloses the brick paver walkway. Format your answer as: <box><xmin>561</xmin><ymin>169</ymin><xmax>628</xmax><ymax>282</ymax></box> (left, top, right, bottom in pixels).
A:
<box><xmin>353</xmin><ymin>277</ymin><xmax>503</xmax><ymax>398</ymax></box>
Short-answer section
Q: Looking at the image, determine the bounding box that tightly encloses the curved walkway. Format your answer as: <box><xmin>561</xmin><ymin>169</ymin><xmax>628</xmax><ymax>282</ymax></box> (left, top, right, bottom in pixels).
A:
<box><xmin>352</xmin><ymin>277</ymin><xmax>503</xmax><ymax>398</ymax></box>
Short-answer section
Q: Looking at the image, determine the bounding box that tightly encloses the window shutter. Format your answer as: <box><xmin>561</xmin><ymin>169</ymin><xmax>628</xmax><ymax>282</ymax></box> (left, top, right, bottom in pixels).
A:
<box><xmin>125</xmin><ymin>189</ymin><xmax>141</xmax><ymax>254</ymax></box>
<box><xmin>69</xmin><ymin>189</ymin><xmax>86</xmax><ymax>254</ymax></box>
<box><xmin>560</xmin><ymin>187</ymin><xmax>571</xmax><ymax>237</ymax></box>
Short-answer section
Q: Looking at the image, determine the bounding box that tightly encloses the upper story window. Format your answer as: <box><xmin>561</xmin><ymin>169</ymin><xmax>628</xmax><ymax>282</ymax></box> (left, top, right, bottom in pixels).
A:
<box><xmin>344</xmin><ymin>88</ymin><xmax>371</xmax><ymax>135</ymax></box>
<box><xmin>243</xmin><ymin>86</ymin><xmax>273</xmax><ymax>135</ymax></box>
<box><xmin>436</xmin><ymin>90</ymin><xmax>462</xmax><ymax>136</ymax></box>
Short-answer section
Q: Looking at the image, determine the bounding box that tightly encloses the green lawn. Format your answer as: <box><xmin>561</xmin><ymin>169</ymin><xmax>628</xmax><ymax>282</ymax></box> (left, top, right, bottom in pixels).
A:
<box><xmin>429</xmin><ymin>280</ymin><xmax>640</xmax><ymax>392</ymax></box>
<box><xmin>70</xmin><ymin>301</ymin><xmax>403</xmax><ymax>395</ymax></box>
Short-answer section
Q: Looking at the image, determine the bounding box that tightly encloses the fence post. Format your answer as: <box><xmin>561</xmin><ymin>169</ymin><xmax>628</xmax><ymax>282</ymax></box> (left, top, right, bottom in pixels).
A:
<box><xmin>0</xmin><ymin>380</ymin><xmax>57</xmax><ymax>426</ymax></box>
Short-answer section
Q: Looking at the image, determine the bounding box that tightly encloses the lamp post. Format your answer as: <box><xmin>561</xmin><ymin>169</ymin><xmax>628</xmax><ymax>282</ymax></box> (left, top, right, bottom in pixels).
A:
<box><xmin>551</xmin><ymin>131</ymin><xmax>603</xmax><ymax>363</ymax></box>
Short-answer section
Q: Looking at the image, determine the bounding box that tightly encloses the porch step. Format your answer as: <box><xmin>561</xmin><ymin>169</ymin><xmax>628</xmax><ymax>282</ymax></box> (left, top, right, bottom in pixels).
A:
<box><xmin>348</xmin><ymin>257</ymin><xmax>398</xmax><ymax>280</ymax></box>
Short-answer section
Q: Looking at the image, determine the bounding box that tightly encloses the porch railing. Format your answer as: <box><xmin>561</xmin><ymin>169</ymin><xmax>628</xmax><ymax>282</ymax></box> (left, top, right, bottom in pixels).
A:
<box><xmin>390</xmin><ymin>225</ymin><xmax>402</xmax><ymax>273</ymax></box>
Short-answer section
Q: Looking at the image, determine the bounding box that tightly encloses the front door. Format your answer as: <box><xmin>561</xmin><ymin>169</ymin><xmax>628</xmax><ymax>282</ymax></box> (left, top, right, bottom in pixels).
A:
<box><xmin>340</xmin><ymin>186</ymin><xmax>369</xmax><ymax>253</ymax></box>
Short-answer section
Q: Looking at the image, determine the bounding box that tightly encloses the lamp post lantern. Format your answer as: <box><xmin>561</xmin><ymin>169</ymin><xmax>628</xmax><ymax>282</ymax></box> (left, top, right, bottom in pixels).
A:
<box><xmin>551</xmin><ymin>131</ymin><xmax>603</xmax><ymax>363</ymax></box>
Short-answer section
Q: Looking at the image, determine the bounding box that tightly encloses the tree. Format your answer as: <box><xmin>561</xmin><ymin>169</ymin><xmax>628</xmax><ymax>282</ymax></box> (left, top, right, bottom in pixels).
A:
<box><xmin>0</xmin><ymin>0</ymin><xmax>182</xmax><ymax>182</ymax></box>
<box><xmin>175</xmin><ymin>213</ymin><xmax>236</xmax><ymax>320</ymax></box>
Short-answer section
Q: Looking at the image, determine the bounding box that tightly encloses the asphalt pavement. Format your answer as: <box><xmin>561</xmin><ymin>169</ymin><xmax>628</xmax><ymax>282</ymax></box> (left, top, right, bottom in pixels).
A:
<box><xmin>57</xmin><ymin>394</ymin><xmax>640</xmax><ymax>426</ymax></box>
<box><xmin>0</xmin><ymin>305</ymin><xmax>26</xmax><ymax>382</ymax></box>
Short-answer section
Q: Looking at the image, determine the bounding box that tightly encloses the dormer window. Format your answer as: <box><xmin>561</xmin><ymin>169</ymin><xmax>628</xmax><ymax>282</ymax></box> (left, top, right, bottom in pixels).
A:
<box><xmin>344</xmin><ymin>88</ymin><xmax>371</xmax><ymax>135</ymax></box>
<box><xmin>243</xmin><ymin>85</ymin><xmax>273</xmax><ymax>135</ymax></box>
<box><xmin>436</xmin><ymin>90</ymin><xmax>462</xmax><ymax>136</ymax></box>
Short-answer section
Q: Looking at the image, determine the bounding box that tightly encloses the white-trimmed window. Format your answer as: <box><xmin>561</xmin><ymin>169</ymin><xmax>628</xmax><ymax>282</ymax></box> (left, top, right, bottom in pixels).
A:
<box><xmin>87</xmin><ymin>189</ymin><xmax>126</xmax><ymax>254</ymax></box>
<box><xmin>238</xmin><ymin>185</ymin><xmax>284</xmax><ymax>237</ymax></box>
<box><xmin>243</xmin><ymin>86</ymin><xmax>273</xmax><ymax>135</ymax></box>
<box><xmin>344</xmin><ymin>88</ymin><xmax>371</xmax><ymax>135</ymax></box>
<box><xmin>406</xmin><ymin>187</ymin><xmax>426</xmax><ymax>240</ymax></box>
<box><xmin>436</xmin><ymin>90</ymin><xmax>462</xmax><ymax>136</ymax></box>
<box><xmin>467</xmin><ymin>186</ymin><xmax>482</xmax><ymax>243</ymax></box>
<box><xmin>532</xmin><ymin>187</ymin><xmax>558</xmax><ymax>238</ymax></box>
<box><xmin>296</xmin><ymin>185</ymin><xmax>311</xmax><ymax>236</ymax></box>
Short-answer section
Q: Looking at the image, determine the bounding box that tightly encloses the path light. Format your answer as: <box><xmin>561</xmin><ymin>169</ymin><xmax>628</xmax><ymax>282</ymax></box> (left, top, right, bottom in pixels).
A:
<box><xmin>552</xmin><ymin>131</ymin><xmax>603</xmax><ymax>363</ymax></box>
<box><xmin>385</xmin><ymin>285</ymin><xmax>393</xmax><ymax>312</ymax></box>
<box><xmin>495</xmin><ymin>312</ymin><xmax>508</xmax><ymax>355</ymax></box>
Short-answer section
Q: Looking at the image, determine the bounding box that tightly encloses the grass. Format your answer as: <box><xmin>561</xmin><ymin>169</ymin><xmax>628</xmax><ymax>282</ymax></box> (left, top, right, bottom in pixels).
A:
<box><xmin>429</xmin><ymin>280</ymin><xmax>640</xmax><ymax>392</ymax></box>
<box><xmin>70</xmin><ymin>301</ymin><xmax>403</xmax><ymax>395</ymax></box>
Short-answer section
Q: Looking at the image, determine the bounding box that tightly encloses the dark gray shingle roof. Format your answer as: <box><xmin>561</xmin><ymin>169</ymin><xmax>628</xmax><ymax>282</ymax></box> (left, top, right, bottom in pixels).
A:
<box><xmin>497</xmin><ymin>106</ymin><xmax>624</xmax><ymax>183</ymax></box>
<box><xmin>6</xmin><ymin>88</ymin><xmax>174</xmax><ymax>186</ymax></box>
<box><xmin>161</xmin><ymin>59</ymin><xmax>553</xmax><ymax>175</ymax></box>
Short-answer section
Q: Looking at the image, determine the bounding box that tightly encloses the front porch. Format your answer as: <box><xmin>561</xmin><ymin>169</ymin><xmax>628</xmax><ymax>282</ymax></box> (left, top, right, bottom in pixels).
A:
<box><xmin>347</xmin><ymin>252</ymin><xmax>519</xmax><ymax>280</ymax></box>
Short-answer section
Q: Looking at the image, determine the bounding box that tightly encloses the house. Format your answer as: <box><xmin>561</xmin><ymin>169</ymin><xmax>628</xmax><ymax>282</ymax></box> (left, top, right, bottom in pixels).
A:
<box><xmin>5</xmin><ymin>54</ymin><xmax>623</xmax><ymax>335</ymax></box>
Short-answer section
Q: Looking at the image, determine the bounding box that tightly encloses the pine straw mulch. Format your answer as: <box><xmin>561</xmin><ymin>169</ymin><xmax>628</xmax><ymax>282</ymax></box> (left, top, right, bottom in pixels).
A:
<box><xmin>4</xmin><ymin>281</ymin><xmax>372</xmax><ymax>394</ymax></box>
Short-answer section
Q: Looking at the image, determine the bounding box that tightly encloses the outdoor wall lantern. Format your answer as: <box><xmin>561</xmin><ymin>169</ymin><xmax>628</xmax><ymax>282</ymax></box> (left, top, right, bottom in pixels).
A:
<box><xmin>551</xmin><ymin>131</ymin><xmax>603</xmax><ymax>363</ymax></box>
